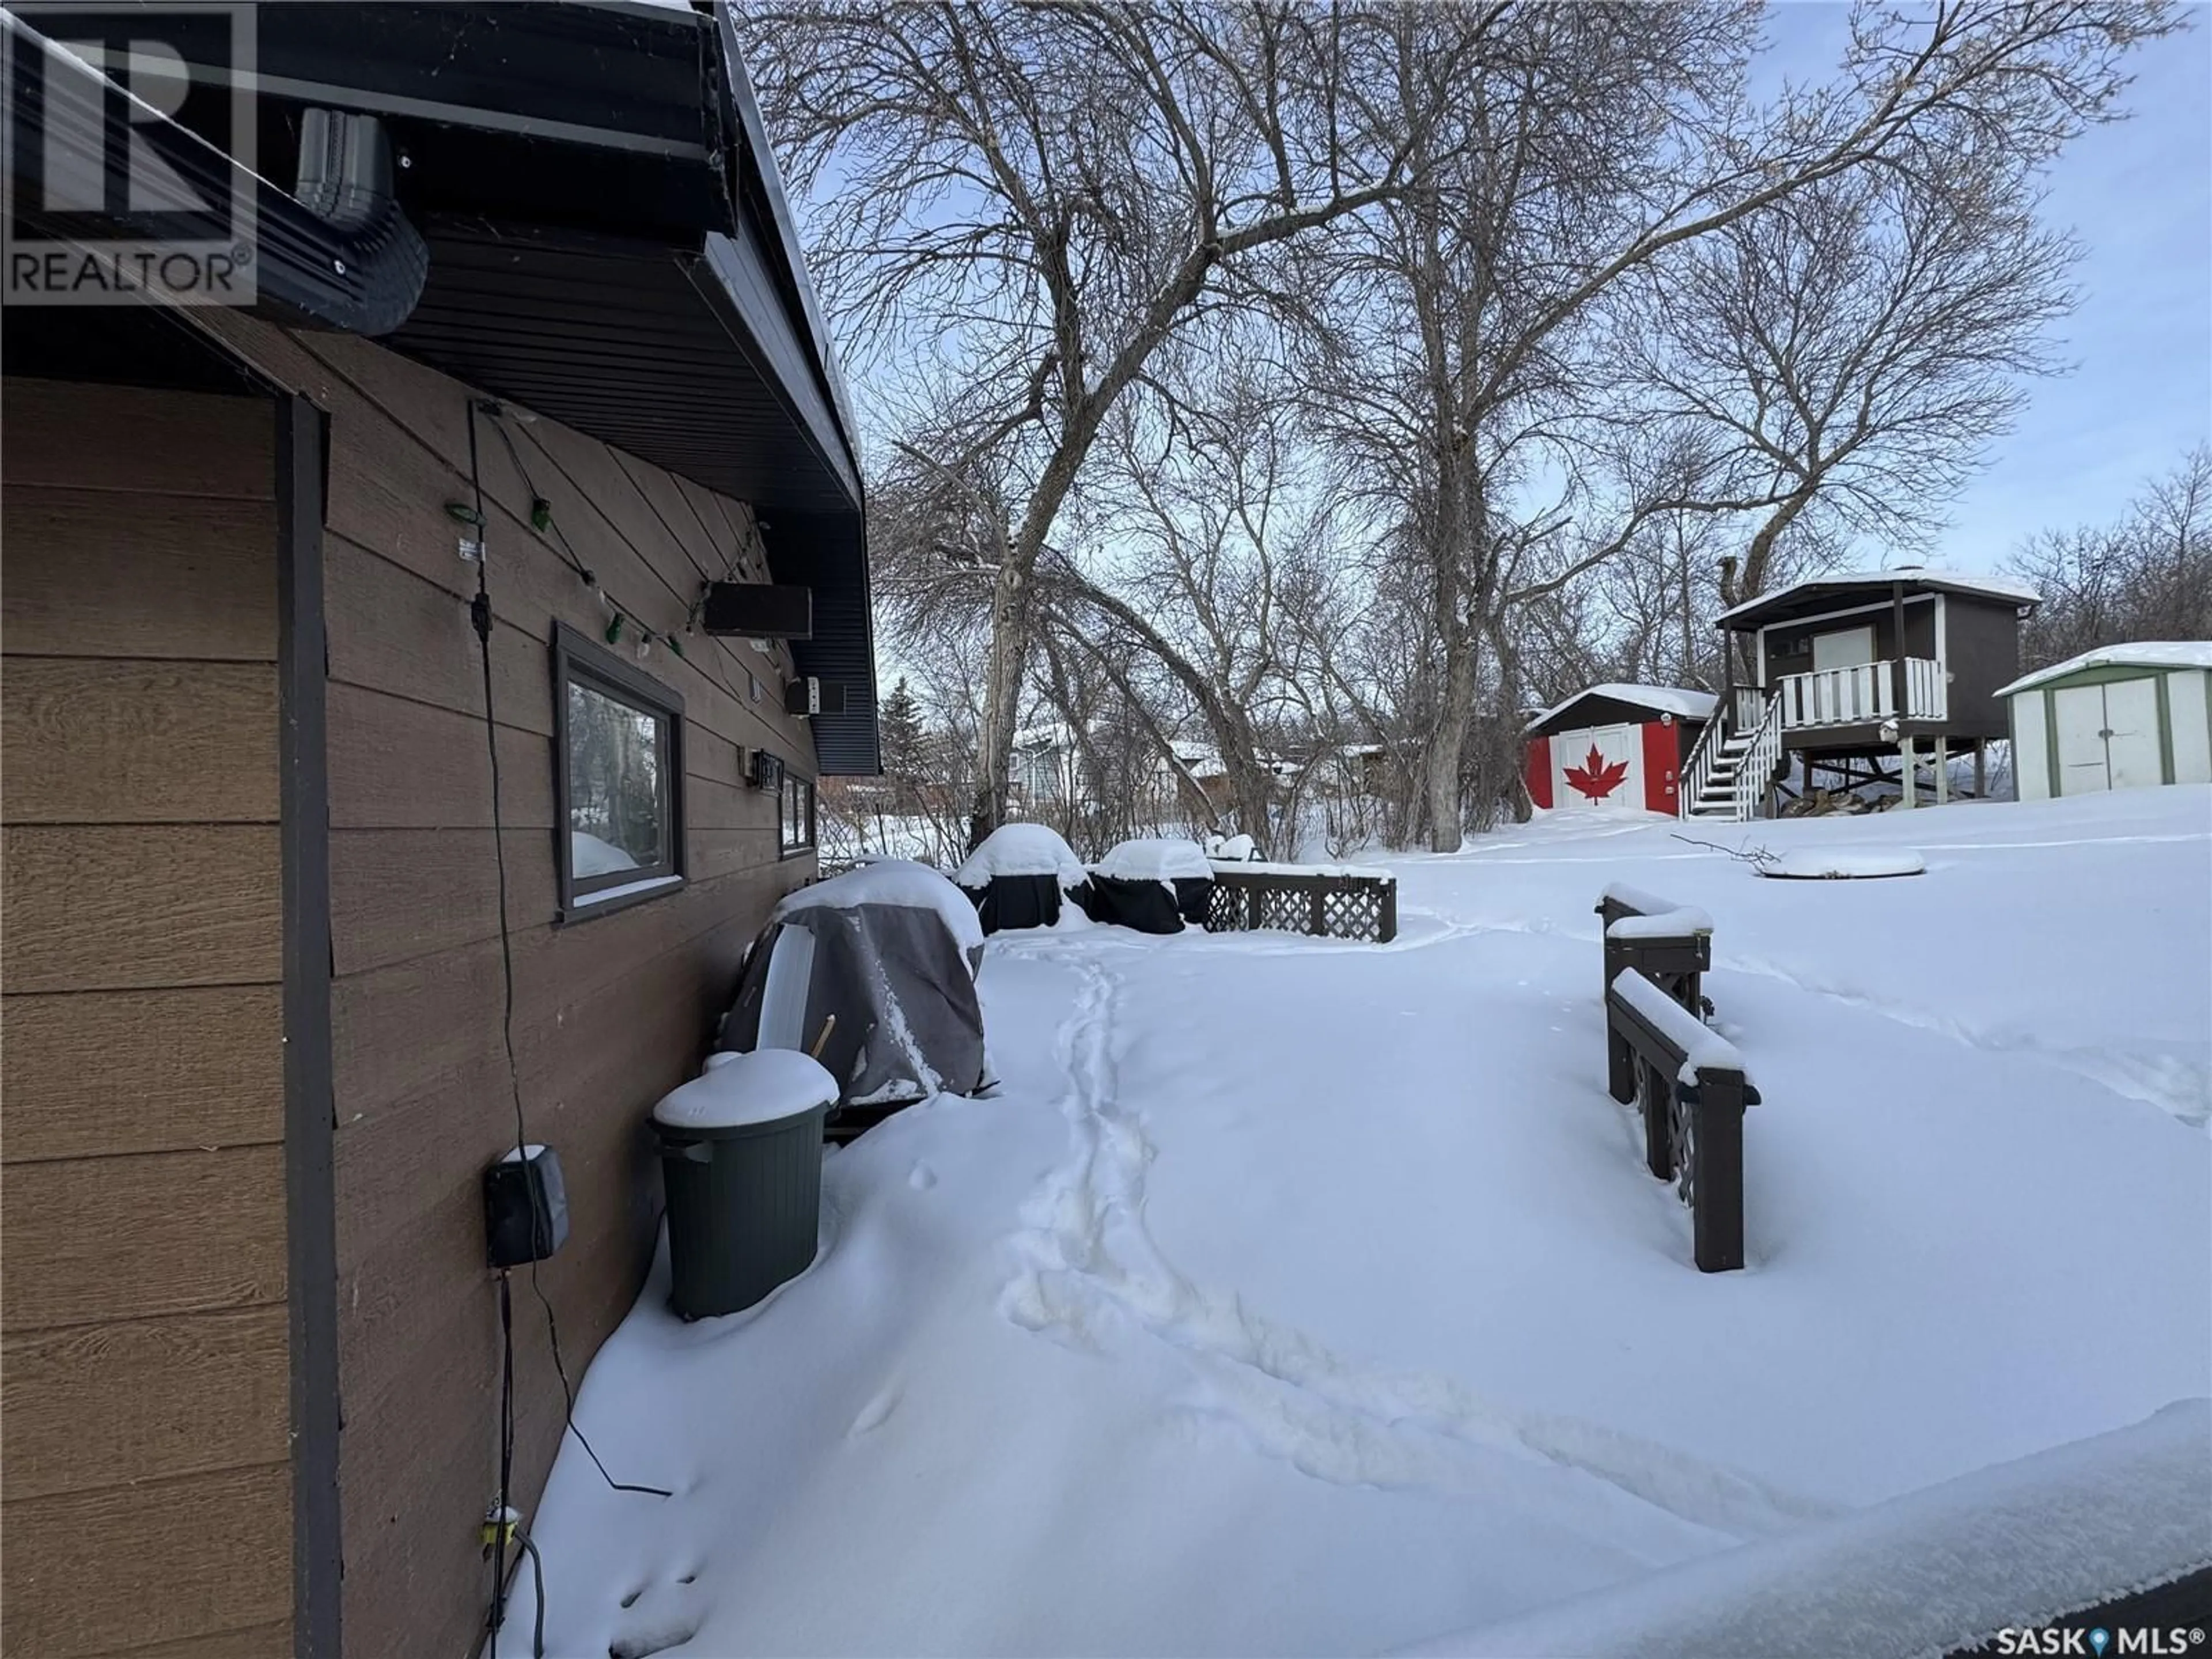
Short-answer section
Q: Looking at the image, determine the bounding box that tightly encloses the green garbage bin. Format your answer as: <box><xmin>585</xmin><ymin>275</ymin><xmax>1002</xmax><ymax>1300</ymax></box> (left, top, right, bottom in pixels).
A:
<box><xmin>653</xmin><ymin>1049</ymin><xmax>836</xmax><ymax>1319</ymax></box>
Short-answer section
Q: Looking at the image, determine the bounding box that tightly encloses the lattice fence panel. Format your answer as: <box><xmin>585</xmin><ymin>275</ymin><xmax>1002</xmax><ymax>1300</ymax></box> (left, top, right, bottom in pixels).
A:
<box><xmin>1204</xmin><ymin>870</ymin><xmax>1397</xmax><ymax>943</ymax></box>
<box><xmin>1205</xmin><ymin>882</ymin><xmax>1244</xmax><ymax>934</ymax></box>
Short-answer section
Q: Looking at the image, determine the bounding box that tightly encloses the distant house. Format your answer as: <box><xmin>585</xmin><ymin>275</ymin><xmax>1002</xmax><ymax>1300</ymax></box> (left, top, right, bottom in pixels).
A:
<box><xmin>1690</xmin><ymin>568</ymin><xmax>2040</xmax><ymax>819</ymax></box>
<box><xmin>1011</xmin><ymin>721</ymin><xmax>1084</xmax><ymax>807</ymax></box>
<box><xmin>1161</xmin><ymin>741</ymin><xmax>1234</xmax><ymax>815</ymax></box>
<box><xmin>2000</xmin><ymin>643</ymin><xmax>2212</xmax><ymax>800</ymax></box>
<box><xmin>1524</xmin><ymin>685</ymin><xmax>1717</xmax><ymax>815</ymax></box>
<box><xmin>1</xmin><ymin>7</ymin><xmax>872</xmax><ymax>1657</ymax></box>
<box><xmin>1009</xmin><ymin>723</ymin><xmax>1231</xmax><ymax>821</ymax></box>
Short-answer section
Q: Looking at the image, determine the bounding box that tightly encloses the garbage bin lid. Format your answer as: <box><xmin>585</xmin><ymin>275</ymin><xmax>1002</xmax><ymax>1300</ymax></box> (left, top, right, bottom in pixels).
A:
<box><xmin>653</xmin><ymin>1049</ymin><xmax>837</xmax><ymax>1131</ymax></box>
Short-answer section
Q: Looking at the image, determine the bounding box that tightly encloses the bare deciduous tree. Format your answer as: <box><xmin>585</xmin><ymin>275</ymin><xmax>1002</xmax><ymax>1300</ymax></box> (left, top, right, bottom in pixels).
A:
<box><xmin>2008</xmin><ymin>447</ymin><xmax>2212</xmax><ymax>667</ymax></box>
<box><xmin>763</xmin><ymin>0</ymin><xmax>2175</xmax><ymax>858</ymax></box>
<box><xmin>746</xmin><ymin>1</ymin><xmax>1484</xmax><ymax>847</ymax></box>
<box><xmin>1033</xmin><ymin>369</ymin><xmax>1328</xmax><ymax>846</ymax></box>
<box><xmin>1638</xmin><ymin>164</ymin><xmax>2075</xmax><ymax>662</ymax></box>
<box><xmin>1301</xmin><ymin>0</ymin><xmax>2168</xmax><ymax>849</ymax></box>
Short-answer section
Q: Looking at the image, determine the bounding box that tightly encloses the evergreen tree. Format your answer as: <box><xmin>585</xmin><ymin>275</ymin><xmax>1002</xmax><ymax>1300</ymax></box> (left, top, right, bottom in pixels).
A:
<box><xmin>880</xmin><ymin>677</ymin><xmax>927</xmax><ymax>813</ymax></box>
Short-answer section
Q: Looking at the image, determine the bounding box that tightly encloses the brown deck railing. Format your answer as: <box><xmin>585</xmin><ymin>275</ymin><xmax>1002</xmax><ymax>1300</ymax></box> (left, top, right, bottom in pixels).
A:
<box><xmin>1205</xmin><ymin>862</ymin><xmax>1398</xmax><ymax>943</ymax></box>
<box><xmin>1597</xmin><ymin>885</ymin><xmax>1752</xmax><ymax>1272</ymax></box>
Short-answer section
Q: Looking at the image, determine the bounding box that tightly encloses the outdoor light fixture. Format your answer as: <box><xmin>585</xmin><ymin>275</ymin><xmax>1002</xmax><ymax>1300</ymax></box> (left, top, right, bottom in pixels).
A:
<box><xmin>783</xmin><ymin>676</ymin><xmax>849</xmax><ymax>717</ymax></box>
<box><xmin>701</xmin><ymin>581</ymin><xmax>813</xmax><ymax>639</ymax></box>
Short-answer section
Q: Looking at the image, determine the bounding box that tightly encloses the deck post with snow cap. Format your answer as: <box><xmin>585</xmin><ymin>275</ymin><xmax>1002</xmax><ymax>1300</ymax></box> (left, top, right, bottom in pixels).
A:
<box><xmin>1678</xmin><ymin>1069</ymin><xmax>1748</xmax><ymax>1273</ymax></box>
<box><xmin>1597</xmin><ymin>892</ymin><xmax>1752</xmax><ymax>1273</ymax></box>
<box><xmin>1604</xmin><ymin>969</ymin><xmax>1756</xmax><ymax>1274</ymax></box>
<box><xmin>1596</xmin><ymin>884</ymin><xmax>1713</xmax><ymax>1022</ymax></box>
<box><xmin>1902</xmin><ymin>737</ymin><xmax>1918</xmax><ymax>809</ymax></box>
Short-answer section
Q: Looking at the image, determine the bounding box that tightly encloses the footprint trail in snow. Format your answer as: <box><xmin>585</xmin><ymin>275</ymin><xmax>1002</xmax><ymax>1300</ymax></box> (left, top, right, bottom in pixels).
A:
<box><xmin>1000</xmin><ymin>946</ymin><xmax>1836</xmax><ymax>1542</ymax></box>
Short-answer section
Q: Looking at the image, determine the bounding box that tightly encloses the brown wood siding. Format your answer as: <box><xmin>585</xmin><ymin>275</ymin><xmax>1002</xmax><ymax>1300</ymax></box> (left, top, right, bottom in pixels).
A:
<box><xmin>1</xmin><ymin>382</ymin><xmax>292</xmax><ymax>1659</ymax></box>
<box><xmin>1758</xmin><ymin>594</ymin><xmax>1937</xmax><ymax>684</ymax></box>
<box><xmin>1939</xmin><ymin>596</ymin><xmax>2027</xmax><ymax>740</ymax></box>
<box><xmin>1754</xmin><ymin>590</ymin><xmax>2020</xmax><ymax>743</ymax></box>
<box><xmin>184</xmin><ymin>312</ymin><xmax>820</xmax><ymax>1659</ymax></box>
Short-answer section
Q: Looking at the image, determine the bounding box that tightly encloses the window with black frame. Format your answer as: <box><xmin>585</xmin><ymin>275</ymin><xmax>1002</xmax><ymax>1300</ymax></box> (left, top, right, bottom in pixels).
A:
<box><xmin>554</xmin><ymin>623</ymin><xmax>685</xmax><ymax>914</ymax></box>
<box><xmin>780</xmin><ymin>770</ymin><xmax>815</xmax><ymax>857</ymax></box>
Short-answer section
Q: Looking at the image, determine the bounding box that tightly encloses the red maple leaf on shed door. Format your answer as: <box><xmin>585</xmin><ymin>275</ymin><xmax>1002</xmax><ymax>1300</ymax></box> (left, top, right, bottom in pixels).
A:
<box><xmin>1563</xmin><ymin>744</ymin><xmax>1630</xmax><ymax>800</ymax></box>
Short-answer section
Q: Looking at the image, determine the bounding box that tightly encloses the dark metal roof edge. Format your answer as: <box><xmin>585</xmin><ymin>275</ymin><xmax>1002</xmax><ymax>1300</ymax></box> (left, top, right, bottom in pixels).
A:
<box><xmin>685</xmin><ymin>238</ymin><xmax>860</xmax><ymax>507</ymax></box>
<box><xmin>711</xmin><ymin>1</ymin><xmax>863</xmax><ymax>486</ymax></box>
<box><xmin>1718</xmin><ymin>576</ymin><xmax>2041</xmax><ymax>631</ymax></box>
<box><xmin>2</xmin><ymin>10</ymin><xmax>427</xmax><ymax>335</ymax></box>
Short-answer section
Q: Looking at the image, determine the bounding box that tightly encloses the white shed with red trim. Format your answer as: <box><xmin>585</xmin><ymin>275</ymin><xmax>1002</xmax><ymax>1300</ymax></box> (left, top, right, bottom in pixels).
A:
<box><xmin>1523</xmin><ymin>684</ymin><xmax>1717</xmax><ymax>814</ymax></box>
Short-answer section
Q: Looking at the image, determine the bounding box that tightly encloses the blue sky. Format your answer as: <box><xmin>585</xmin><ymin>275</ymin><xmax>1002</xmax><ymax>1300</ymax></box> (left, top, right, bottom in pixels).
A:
<box><xmin>1758</xmin><ymin>5</ymin><xmax>2212</xmax><ymax>571</ymax></box>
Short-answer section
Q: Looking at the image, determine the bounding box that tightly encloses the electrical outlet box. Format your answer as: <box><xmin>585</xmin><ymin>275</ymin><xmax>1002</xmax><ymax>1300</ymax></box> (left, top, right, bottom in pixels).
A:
<box><xmin>483</xmin><ymin>1145</ymin><xmax>569</xmax><ymax>1268</ymax></box>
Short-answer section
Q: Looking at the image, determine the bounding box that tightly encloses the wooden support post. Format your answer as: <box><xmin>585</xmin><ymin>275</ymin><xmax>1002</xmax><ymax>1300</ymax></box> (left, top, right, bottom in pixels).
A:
<box><xmin>1935</xmin><ymin>734</ymin><xmax>1949</xmax><ymax>805</ymax></box>
<box><xmin>1890</xmin><ymin>581</ymin><xmax>1908</xmax><ymax>715</ymax></box>
<box><xmin>1722</xmin><ymin>623</ymin><xmax>1736</xmax><ymax>726</ymax></box>
<box><xmin>1308</xmin><ymin>882</ymin><xmax>1327</xmax><ymax>938</ymax></box>
<box><xmin>1900</xmin><ymin>737</ymin><xmax>1918</xmax><ymax>809</ymax></box>
<box><xmin>1974</xmin><ymin>739</ymin><xmax>1987</xmax><ymax>800</ymax></box>
<box><xmin>1377</xmin><ymin>880</ymin><xmax>1397</xmax><ymax>944</ymax></box>
<box><xmin>1688</xmin><ymin>1070</ymin><xmax>1748</xmax><ymax>1273</ymax></box>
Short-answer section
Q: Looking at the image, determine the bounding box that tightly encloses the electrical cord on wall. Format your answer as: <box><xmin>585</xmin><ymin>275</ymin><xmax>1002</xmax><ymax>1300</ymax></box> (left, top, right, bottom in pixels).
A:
<box><xmin>466</xmin><ymin>400</ymin><xmax>672</xmax><ymax>1659</ymax></box>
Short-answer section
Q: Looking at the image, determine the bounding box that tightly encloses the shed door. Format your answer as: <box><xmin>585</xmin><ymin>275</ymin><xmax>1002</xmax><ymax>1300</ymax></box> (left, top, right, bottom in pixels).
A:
<box><xmin>1812</xmin><ymin>626</ymin><xmax>1876</xmax><ymax>672</ymax></box>
<box><xmin>2103</xmin><ymin>677</ymin><xmax>2163</xmax><ymax>790</ymax></box>
<box><xmin>1551</xmin><ymin>722</ymin><xmax>1643</xmax><ymax>810</ymax></box>
<box><xmin>2053</xmin><ymin>684</ymin><xmax>2112</xmax><ymax>792</ymax></box>
<box><xmin>2052</xmin><ymin>679</ymin><xmax>2166</xmax><ymax>795</ymax></box>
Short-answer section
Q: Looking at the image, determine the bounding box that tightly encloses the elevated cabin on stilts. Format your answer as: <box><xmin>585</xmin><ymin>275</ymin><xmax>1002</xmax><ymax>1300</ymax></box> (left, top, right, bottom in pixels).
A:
<box><xmin>1685</xmin><ymin>569</ymin><xmax>2041</xmax><ymax>821</ymax></box>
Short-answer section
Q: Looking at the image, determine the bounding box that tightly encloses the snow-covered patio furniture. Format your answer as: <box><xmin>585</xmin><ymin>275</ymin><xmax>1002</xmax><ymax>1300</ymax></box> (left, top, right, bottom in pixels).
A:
<box><xmin>955</xmin><ymin>823</ymin><xmax>1092</xmax><ymax>933</ymax></box>
<box><xmin>1086</xmin><ymin>837</ymin><xmax>1214</xmax><ymax>933</ymax></box>
<box><xmin>716</xmin><ymin>861</ymin><xmax>990</xmax><ymax>1142</ymax></box>
<box><xmin>1204</xmin><ymin>860</ymin><xmax>1398</xmax><ymax>942</ymax></box>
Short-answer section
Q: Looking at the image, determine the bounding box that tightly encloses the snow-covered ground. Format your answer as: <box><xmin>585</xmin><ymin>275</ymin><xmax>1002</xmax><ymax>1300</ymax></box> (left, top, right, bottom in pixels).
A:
<box><xmin>503</xmin><ymin>788</ymin><xmax>2212</xmax><ymax>1659</ymax></box>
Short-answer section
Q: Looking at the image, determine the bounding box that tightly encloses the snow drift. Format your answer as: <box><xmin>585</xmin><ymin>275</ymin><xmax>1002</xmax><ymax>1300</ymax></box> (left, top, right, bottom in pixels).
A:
<box><xmin>505</xmin><ymin>787</ymin><xmax>2211</xmax><ymax>1659</ymax></box>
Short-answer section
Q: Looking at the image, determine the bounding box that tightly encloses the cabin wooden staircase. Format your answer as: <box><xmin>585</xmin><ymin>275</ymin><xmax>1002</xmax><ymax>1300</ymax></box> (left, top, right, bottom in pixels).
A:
<box><xmin>1679</xmin><ymin>690</ymin><xmax>1784</xmax><ymax>823</ymax></box>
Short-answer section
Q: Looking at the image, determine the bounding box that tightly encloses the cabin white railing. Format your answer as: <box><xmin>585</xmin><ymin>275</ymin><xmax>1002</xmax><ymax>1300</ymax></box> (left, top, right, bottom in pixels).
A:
<box><xmin>1730</xmin><ymin>691</ymin><xmax>1785</xmax><ymax>820</ymax></box>
<box><xmin>1904</xmin><ymin>656</ymin><xmax>1948</xmax><ymax>720</ymax></box>
<box><xmin>1772</xmin><ymin>657</ymin><xmax>1946</xmax><ymax>729</ymax></box>
<box><xmin>1732</xmin><ymin>685</ymin><xmax>1767</xmax><ymax>732</ymax></box>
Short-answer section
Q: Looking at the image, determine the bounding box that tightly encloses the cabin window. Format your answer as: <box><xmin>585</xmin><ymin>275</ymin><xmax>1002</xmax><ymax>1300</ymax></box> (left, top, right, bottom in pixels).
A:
<box><xmin>1811</xmin><ymin>626</ymin><xmax>1877</xmax><ymax>673</ymax></box>
<box><xmin>553</xmin><ymin>623</ymin><xmax>685</xmax><ymax>915</ymax></box>
<box><xmin>780</xmin><ymin>771</ymin><xmax>816</xmax><ymax>857</ymax></box>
